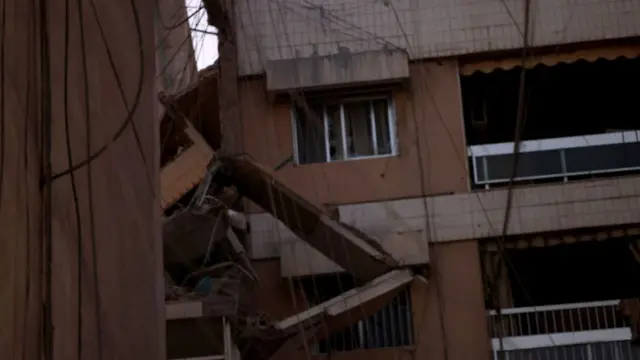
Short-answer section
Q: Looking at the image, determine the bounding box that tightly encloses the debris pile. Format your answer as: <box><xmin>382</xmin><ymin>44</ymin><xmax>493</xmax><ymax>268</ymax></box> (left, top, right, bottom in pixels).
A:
<box><xmin>159</xmin><ymin>69</ymin><xmax>416</xmax><ymax>360</ymax></box>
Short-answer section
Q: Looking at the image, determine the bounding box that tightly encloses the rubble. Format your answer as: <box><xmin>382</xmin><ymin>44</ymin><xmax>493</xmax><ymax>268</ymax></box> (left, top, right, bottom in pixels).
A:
<box><xmin>159</xmin><ymin>68</ymin><xmax>413</xmax><ymax>360</ymax></box>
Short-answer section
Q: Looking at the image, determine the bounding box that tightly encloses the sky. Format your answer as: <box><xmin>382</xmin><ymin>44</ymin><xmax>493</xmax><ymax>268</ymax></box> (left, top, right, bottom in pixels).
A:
<box><xmin>185</xmin><ymin>0</ymin><xmax>219</xmax><ymax>70</ymax></box>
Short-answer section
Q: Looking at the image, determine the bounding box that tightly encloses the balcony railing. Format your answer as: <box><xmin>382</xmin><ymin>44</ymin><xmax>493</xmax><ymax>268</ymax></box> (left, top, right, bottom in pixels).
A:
<box><xmin>488</xmin><ymin>300</ymin><xmax>638</xmax><ymax>360</ymax></box>
<box><xmin>468</xmin><ymin>131</ymin><xmax>640</xmax><ymax>187</ymax></box>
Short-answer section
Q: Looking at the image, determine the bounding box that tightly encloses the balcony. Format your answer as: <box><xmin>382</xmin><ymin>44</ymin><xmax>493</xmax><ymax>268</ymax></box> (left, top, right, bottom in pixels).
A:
<box><xmin>468</xmin><ymin>131</ymin><xmax>640</xmax><ymax>188</ymax></box>
<box><xmin>488</xmin><ymin>300</ymin><xmax>639</xmax><ymax>360</ymax></box>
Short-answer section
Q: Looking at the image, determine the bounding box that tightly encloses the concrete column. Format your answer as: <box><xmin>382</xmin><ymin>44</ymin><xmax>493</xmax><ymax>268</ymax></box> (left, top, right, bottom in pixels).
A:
<box><xmin>1</xmin><ymin>1</ymin><xmax>165</xmax><ymax>359</ymax></box>
<box><xmin>412</xmin><ymin>241</ymin><xmax>491</xmax><ymax>360</ymax></box>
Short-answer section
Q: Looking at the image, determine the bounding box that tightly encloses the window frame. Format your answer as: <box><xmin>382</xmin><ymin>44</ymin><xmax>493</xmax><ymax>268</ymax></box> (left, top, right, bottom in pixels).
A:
<box><xmin>291</xmin><ymin>95</ymin><xmax>399</xmax><ymax>165</ymax></box>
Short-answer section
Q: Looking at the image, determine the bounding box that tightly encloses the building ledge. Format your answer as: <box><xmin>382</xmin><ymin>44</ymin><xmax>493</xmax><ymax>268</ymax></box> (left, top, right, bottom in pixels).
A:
<box><xmin>249</xmin><ymin>175</ymin><xmax>640</xmax><ymax>276</ymax></box>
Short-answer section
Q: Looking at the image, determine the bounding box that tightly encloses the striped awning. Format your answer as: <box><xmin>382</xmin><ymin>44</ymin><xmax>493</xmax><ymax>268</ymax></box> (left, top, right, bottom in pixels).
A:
<box><xmin>460</xmin><ymin>45</ymin><xmax>640</xmax><ymax>76</ymax></box>
<box><xmin>481</xmin><ymin>226</ymin><xmax>640</xmax><ymax>252</ymax></box>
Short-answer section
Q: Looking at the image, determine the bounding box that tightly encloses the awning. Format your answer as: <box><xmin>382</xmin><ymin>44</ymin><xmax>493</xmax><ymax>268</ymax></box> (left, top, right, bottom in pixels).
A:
<box><xmin>460</xmin><ymin>45</ymin><xmax>640</xmax><ymax>76</ymax></box>
<box><xmin>481</xmin><ymin>226</ymin><xmax>640</xmax><ymax>252</ymax></box>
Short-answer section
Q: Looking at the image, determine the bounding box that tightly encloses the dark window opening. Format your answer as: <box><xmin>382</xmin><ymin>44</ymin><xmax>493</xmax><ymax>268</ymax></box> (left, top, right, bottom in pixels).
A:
<box><xmin>482</xmin><ymin>237</ymin><xmax>640</xmax><ymax>357</ymax></box>
<box><xmin>461</xmin><ymin>57</ymin><xmax>640</xmax><ymax>145</ymax></box>
<box><xmin>489</xmin><ymin>238</ymin><xmax>640</xmax><ymax>308</ymax></box>
<box><xmin>462</xmin><ymin>57</ymin><xmax>640</xmax><ymax>188</ymax></box>
<box><xmin>293</xmin><ymin>104</ymin><xmax>326</xmax><ymax>164</ymax></box>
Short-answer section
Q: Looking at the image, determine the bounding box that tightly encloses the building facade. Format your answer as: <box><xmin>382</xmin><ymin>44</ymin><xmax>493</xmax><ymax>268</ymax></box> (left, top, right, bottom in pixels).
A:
<box><xmin>230</xmin><ymin>1</ymin><xmax>640</xmax><ymax>359</ymax></box>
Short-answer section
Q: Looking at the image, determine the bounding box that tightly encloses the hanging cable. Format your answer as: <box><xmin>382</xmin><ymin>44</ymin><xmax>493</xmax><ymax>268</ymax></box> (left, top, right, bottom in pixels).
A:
<box><xmin>48</xmin><ymin>0</ymin><xmax>145</xmax><ymax>188</ymax></box>
<box><xmin>493</xmin><ymin>1</ymin><xmax>533</xmax><ymax>359</ymax></box>
<box><xmin>77</xmin><ymin>0</ymin><xmax>104</xmax><ymax>357</ymax></box>
<box><xmin>0</xmin><ymin>0</ymin><xmax>7</xmax><ymax>208</ymax></box>
<box><xmin>20</xmin><ymin>6</ymin><xmax>37</xmax><ymax>357</ymax></box>
<box><xmin>154</xmin><ymin>0</ymin><xmax>204</xmax><ymax>31</ymax></box>
<box><xmin>38</xmin><ymin>0</ymin><xmax>54</xmax><ymax>357</ymax></box>
<box><xmin>62</xmin><ymin>0</ymin><xmax>86</xmax><ymax>357</ymax></box>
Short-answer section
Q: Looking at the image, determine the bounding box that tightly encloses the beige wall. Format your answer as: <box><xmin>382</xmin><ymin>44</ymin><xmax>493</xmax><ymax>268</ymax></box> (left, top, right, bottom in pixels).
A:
<box><xmin>236</xmin><ymin>0</ymin><xmax>640</xmax><ymax>76</ymax></box>
<box><xmin>239</xmin><ymin>60</ymin><xmax>468</xmax><ymax>207</ymax></box>
<box><xmin>1</xmin><ymin>1</ymin><xmax>164</xmax><ymax>359</ymax></box>
<box><xmin>253</xmin><ymin>241</ymin><xmax>491</xmax><ymax>360</ymax></box>
<box><xmin>242</xmin><ymin>60</ymin><xmax>468</xmax><ymax>273</ymax></box>
<box><xmin>241</xmin><ymin>58</ymin><xmax>490</xmax><ymax>360</ymax></box>
<box><xmin>263</xmin><ymin>173</ymin><xmax>640</xmax><ymax>276</ymax></box>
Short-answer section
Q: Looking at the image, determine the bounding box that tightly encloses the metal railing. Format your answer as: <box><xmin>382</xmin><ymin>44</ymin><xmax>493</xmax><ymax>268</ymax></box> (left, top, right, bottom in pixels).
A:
<box><xmin>468</xmin><ymin>131</ymin><xmax>640</xmax><ymax>187</ymax></box>
<box><xmin>488</xmin><ymin>300</ymin><xmax>638</xmax><ymax>360</ymax></box>
<box><xmin>314</xmin><ymin>288</ymin><xmax>413</xmax><ymax>353</ymax></box>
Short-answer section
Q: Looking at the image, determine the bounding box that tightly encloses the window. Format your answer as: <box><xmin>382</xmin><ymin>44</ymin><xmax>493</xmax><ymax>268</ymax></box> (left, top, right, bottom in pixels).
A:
<box><xmin>302</xmin><ymin>274</ymin><xmax>414</xmax><ymax>353</ymax></box>
<box><xmin>292</xmin><ymin>96</ymin><xmax>397</xmax><ymax>164</ymax></box>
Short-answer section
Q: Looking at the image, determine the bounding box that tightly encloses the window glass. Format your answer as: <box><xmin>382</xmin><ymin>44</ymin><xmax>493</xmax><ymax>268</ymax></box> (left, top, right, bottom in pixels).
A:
<box><xmin>293</xmin><ymin>96</ymin><xmax>395</xmax><ymax>164</ymax></box>
<box><xmin>294</xmin><ymin>104</ymin><xmax>326</xmax><ymax>164</ymax></box>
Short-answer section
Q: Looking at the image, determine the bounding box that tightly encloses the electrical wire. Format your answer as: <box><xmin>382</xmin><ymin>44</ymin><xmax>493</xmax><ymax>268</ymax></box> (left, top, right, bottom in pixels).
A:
<box><xmin>233</xmin><ymin>2</ymin><xmax>340</xmax><ymax>355</ymax></box>
<box><xmin>80</xmin><ymin>0</ymin><xmax>155</xmax><ymax>200</ymax></box>
<box><xmin>159</xmin><ymin>8</ymin><xmax>215</xmax><ymax>157</ymax></box>
<box><xmin>154</xmin><ymin>0</ymin><xmax>204</xmax><ymax>31</ymax></box>
<box><xmin>271</xmin><ymin>0</ymin><xmax>374</xmax><ymax>349</ymax></box>
<box><xmin>349</xmin><ymin>3</ymin><xmax>551</xmax><ymax>356</ymax></box>
<box><xmin>191</xmin><ymin>28</ymin><xmax>218</xmax><ymax>35</ymax></box>
<box><xmin>173</xmin><ymin>6</ymin><xmax>207</xmax><ymax>91</ymax></box>
<box><xmin>47</xmin><ymin>1</ymin><xmax>145</xmax><ymax>356</ymax></box>
<box><xmin>240</xmin><ymin>2</ymin><xmax>402</xmax><ymax>355</ymax></box>
<box><xmin>158</xmin><ymin>5</ymin><xmax>212</xmax><ymax>157</ymax></box>
<box><xmin>238</xmin><ymin>1</ymin><xmax>557</xmax><ymax>357</ymax></box>
<box><xmin>491</xmin><ymin>1</ymin><xmax>537</xmax><ymax>358</ymax></box>
<box><xmin>155</xmin><ymin>1</ymin><xmax>199</xmax><ymax>52</ymax></box>
<box><xmin>0</xmin><ymin>0</ymin><xmax>7</xmax><ymax>210</ymax></box>
<box><xmin>38</xmin><ymin>0</ymin><xmax>54</xmax><ymax>357</ymax></box>
<box><xmin>384</xmin><ymin>3</ymin><xmax>450</xmax><ymax>359</ymax></box>
<box><xmin>156</xmin><ymin>6</ymin><xmax>207</xmax><ymax>85</ymax></box>
<box><xmin>48</xmin><ymin>0</ymin><xmax>145</xmax><ymax>184</ymax></box>
<box><xmin>3</xmin><ymin>0</ymin><xmax>201</xmax><ymax>357</ymax></box>
<box><xmin>62</xmin><ymin>0</ymin><xmax>86</xmax><ymax>358</ymax></box>
<box><xmin>238</xmin><ymin>1</ymin><xmax>392</xmax><ymax>355</ymax></box>
<box><xmin>179</xmin><ymin>0</ymin><xmax>624</xmax><ymax>356</ymax></box>
<box><xmin>20</xmin><ymin>8</ymin><xmax>36</xmax><ymax>358</ymax></box>
<box><xmin>78</xmin><ymin>0</ymin><xmax>103</xmax><ymax>357</ymax></box>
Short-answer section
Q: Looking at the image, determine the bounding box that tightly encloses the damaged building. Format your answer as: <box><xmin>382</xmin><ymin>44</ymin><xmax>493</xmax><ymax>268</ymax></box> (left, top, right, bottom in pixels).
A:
<box><xmin>5</xmin><ymin>0</ymin><xmax>640</xmax><ymax>359</ymax></box>
<box><xmin>156</xmin><ymin>1</ymin><xmax>640</xmax><ymax>360</ymax></box>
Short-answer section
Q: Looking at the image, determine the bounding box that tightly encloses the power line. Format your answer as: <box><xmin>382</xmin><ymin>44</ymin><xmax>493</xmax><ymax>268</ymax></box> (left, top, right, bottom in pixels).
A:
<box><xmin>237</xmin><ymin>1</ymin><xmax>560</xmax><ymax>357</ymax></box>
<box><xmin>234</xmin><ymin>1</ymin><xmax>381</xmax><ymax>356</ymax></box>
<box><xmin>62</xmin><ymin>0</ymin><xmax>86</xmax><ymax>357</ymax></box>
<box><xmin>385</xmin><ymin>2</ymin><xmax>450</xmax><ymax>359</ymax></box>
<box><xmin>0</xmin><ymin>0</ymin><xmax>7</xmax><ymax>211</ymax></box>
<box><xmin>155</xmin><ymin>0</ymin><xmax>204</xmax><ymax>30</ymax></box>
<box><xmin>20</xmin><ymin>7</ymin><xmax>37</xmax><ymax>358</ymax></box>
<box><xmin>38</xmin><ymin>0</ymin><xmax>54</xmax><ymax>357</ymax></box>
<box><xmin>85</xmin><ymin>0</ymin><xmax>155</xmax><ymax>199</ymax></box>
<box><xmin>48</xmin><ymin>0</ymin><xmax>146</xmax><ymax>184</ymax></box>
<box><xmin>78</xmin><ymin>0</ymin><xmax>103</xmax><ymax>356</ymax></box>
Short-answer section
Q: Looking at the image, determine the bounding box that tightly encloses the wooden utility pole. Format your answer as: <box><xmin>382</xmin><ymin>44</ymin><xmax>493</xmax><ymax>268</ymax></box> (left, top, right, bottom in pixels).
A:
<box><xmin>0</xmin><ymin>1</ymin><xmax>165</xmax><ymax>359</ymax></box>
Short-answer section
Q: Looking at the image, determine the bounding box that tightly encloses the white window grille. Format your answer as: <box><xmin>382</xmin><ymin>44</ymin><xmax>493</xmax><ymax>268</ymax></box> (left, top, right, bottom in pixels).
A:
<box><xmin>467</xmin><ymin>131</ymin><xmax>640</xmax><ymax>187</ymax></box>
<box><xmin>292</xmin><ymin>96</ymin><xmax>398</xmax><ymax>165</ymax></box>
<box><xmin>309</xmin><ymin>288</ymin><xmax>413</xmax><ymax>353</ymax></box>
<box><xmin>488</xmin><ymin>300</ymin><xmax>639</xmax><ymax>360</ymax></box>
